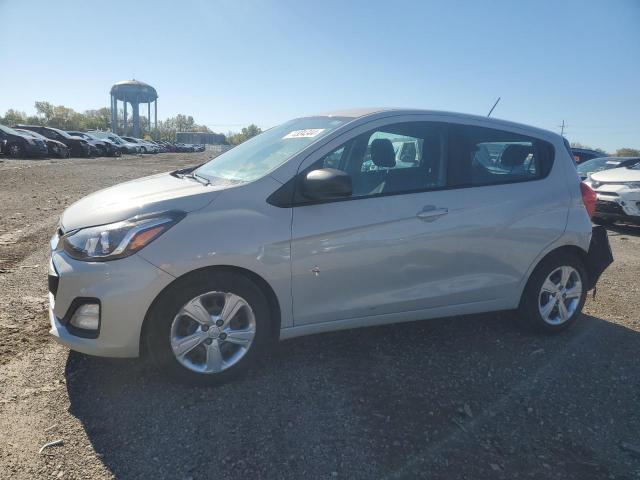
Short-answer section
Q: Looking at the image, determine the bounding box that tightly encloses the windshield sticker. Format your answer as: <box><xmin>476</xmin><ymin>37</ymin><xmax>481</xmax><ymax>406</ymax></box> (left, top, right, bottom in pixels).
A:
<box><xmin>606</xmin><ymin>161</ymin><xmax>620</xmax><ymax>165</ymax></box>
<box><xmin>283</xmin><ymin>128</ymin><xmax>325</xmax><ymax>139</ymax></box>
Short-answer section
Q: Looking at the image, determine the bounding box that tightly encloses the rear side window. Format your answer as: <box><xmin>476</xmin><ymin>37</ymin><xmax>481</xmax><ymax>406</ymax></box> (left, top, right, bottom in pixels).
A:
<box><xmin>448</xmin><ymin>124</ymin><xmax>554</xmax><ymax>187</ymax></box>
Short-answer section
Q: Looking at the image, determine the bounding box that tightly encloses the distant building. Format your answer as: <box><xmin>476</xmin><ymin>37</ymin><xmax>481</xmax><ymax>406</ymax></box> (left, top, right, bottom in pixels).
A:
<box><xmin>176</xmin><ymin>132</ymin><xmax>226</xmax><ymax>145</ymax></box>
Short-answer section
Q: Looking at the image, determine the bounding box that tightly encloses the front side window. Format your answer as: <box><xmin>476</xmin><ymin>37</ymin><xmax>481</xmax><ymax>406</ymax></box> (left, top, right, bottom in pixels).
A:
<box><xmin>448</xmin><ymin>124</ymin><xmax>553</xmax><ymax>187</ymax></box>
<box><xmin>309</xmin><ymin>122</ymin><xmax>447</xmax><ymax>198</ymax></box>
<box><xmin>195</xmin><ymin>116</ymin><xmax>350</xmax><ymax>183</ymax></box>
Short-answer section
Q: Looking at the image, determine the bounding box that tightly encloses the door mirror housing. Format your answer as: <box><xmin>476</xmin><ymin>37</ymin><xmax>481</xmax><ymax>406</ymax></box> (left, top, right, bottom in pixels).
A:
<box><xmin>300</xmin><ymin>168</ymin><xmax>352</xmax><ymax>200</ymax></box>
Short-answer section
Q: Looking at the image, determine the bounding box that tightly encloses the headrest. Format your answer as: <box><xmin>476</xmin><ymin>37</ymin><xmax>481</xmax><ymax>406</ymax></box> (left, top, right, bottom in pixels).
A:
<box><xmin>501</xmin><ymin>144</ymin><xmax>532</xmax><ymax>167</ymax></box>
<box><xmin>370</xmin><ymin>139</ymin><xmax>396</xmax><ymax>168</ymax></box>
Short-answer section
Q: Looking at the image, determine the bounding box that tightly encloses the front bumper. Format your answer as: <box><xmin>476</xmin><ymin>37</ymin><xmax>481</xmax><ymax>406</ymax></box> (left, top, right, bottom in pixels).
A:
<box><xmin>48</xmin><ymin>249</ymin><xmax>175</xmax><ymax>357</ymax></box>
<box><xmin>70</xmin><ymin>143</ymin><xmax>91</xmax><ymax>157</ymax></box>
<box><xmin>25</xmin><ymin>142</ymin><xmax>48</xmax><ymax>157</ymax></box>
<box><xmin>593</xmin><ymin>185</ymin><xmax>640</xmax><ymax>222</ymax></box>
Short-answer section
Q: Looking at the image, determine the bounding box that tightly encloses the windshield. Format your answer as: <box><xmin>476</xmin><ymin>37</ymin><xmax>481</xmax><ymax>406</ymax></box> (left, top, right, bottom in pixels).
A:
<box><xmin>195</xmin><ymin>116</ymin><xmax>350</xmax><ymax>182</ymax></box>
<box><xmin>576</xmin><ymin>157</ymin><xmax>614</xmax><ymax>173</ymax></box>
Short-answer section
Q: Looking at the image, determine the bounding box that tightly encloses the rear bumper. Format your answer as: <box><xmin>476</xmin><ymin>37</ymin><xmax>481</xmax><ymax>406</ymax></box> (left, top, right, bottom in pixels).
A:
<box><xmin>584</xmin><ymin>226</ymin><xmax>613</xmax><ymax>290</ymax></box>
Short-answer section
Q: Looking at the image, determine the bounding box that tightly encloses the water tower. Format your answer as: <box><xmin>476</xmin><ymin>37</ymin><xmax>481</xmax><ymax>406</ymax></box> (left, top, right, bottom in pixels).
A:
<box><xmin>110</xmin><ymin>80</ymin><xmax>158</xmax><ymax>137</ymax></box>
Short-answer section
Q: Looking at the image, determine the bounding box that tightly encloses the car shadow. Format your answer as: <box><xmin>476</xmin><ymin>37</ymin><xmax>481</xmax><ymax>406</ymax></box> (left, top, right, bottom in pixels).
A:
<box><xmin>605</xmin><ymin>222</ymin><xmax>640</xmax><ymax>237</ymax></box>
<box><xmin>65</xmin><ymin>313</ymin><xmax>640</xmax><ymax>479</ymax></box>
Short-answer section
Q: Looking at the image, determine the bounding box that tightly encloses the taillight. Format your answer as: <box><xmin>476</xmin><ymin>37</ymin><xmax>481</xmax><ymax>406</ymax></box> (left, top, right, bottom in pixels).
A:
<box><xmin>580</xmin><ymin>182</ymin><xmax>597</xmax><ymax>218</ymax></box>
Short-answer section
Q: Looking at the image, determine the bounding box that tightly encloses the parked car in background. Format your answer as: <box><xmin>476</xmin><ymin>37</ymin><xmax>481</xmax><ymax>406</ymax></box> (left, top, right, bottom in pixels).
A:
<box><xmin>122</xmin><ymin>136</ymin><xmax>155</xmax><ymax>153</ymax></box>
<box><xmin>47</xmin><ymin>108</ymin><xmax>612</xmax><ymax>385</ymax></box>
<box><xmin>586</xmin><ymin>162</ymin><xmax>640</xmax><ymax>225</ymax></box>
<box><xmin>87</xmin><ymin>131</ymin><xmax>140</xmax><ymax>154</ymax></box>
<box><xmin>67</xmin><ymin>131</ymin><xmax>121</xmax><ymax>157</ymax></box>
<box><xmin>14</xmin><ymin>128</ymin><xmax>70</xmax><ymax>158</ymax></box>
<box><xmin>174</xmin><ymin>142</ymin><xmax>195</xmax><ymax>152</ymax></box>
<box><xmin>0</xmin><ymin>124</ymin><xmax>48</xmax><ymax>158</ymax></box>
<box><xmin>147</xmin><ymin>140</ymin><xmax>167</xmax><ymax>153</ymax></box>
<box><xmin>577</xmin><ymin>156</ymin><xmax>640</xmax><ymax>180</ymax></box>
<box><xmin>571</xmin><ymin>147</ymin><xmax>605</xmax><ymax>164</ymax></box>
<box><xmin>14</xmin><ymin>125</ymin><xmax>91</xmax><ymax>157</ymax></box>
<box><xmin>158</xmin><ymin>141</ymin><xmax>177</xmax><ymax>152</ymax></box>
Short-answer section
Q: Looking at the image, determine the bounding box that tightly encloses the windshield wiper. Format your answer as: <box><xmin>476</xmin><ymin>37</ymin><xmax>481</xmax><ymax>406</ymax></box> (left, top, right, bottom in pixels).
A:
<box><xmin>184</xmin><ymin>172</ymin><xmax>210</xmax><ymax>186</ymax></box>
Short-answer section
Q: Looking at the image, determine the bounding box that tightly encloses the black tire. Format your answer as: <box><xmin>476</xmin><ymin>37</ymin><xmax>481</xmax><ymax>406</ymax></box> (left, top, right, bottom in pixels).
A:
<box><xmin>592</xmin><ymin>216</ymin><xmax>615</xmax><ymax>227</ymax></box>
<box><xmin>145</xmin><ymin>270</ymin><xmax>272</xmax><ymax>385</ymax></box>
<box><xmin>517</xmin><ymin>253</ymin><xmax>588</xmax><ymax>333</ymax></box>
<box><xmin>7</xmin><ymin>142</ymin><xmax>24</xmax><ymax>158</ymax></box>
<box><xmin>114</xmin><ymin>148</ymin><xmax>122</xmax><ymax>157</ymax></box>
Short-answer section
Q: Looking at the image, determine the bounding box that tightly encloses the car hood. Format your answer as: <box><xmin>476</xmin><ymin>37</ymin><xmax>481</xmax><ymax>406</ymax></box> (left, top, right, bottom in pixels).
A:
<box><xmin>60</xmin><ymin>172</ymin><xmax>226</xmax><ymax>231</ymax></box>
<box><xmin>590</xmin><ymin>167</ymin><xmax>640</xmax><ymax>183</ymax></box>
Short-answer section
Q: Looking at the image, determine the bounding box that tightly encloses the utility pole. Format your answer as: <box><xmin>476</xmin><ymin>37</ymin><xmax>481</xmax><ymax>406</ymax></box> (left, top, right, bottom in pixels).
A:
<box><xmin>558</xmin><ymin>120</ymin><xmax>567</xmax><ymax>136</ymax></box>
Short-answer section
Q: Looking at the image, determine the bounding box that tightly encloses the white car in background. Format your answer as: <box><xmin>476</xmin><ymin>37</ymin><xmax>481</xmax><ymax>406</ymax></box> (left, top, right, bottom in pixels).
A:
<box><xmin>588</xmin><ymin>162</ymin><xmax>640</xmax><ymax>225</ymax></box>
<box><xmin>122</xmin><ymin>136</ymin><xmax>156</xmax><ymax>153</ymax></box>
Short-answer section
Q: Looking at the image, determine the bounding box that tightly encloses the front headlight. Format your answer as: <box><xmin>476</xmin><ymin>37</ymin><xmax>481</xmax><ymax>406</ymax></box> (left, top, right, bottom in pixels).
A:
<box><xmin>624</xmin><ymin>182</ymin><xmax>640</xmax><ymax>189</ymax></box>
<box><xmin>61</xmin><ymin>211</ymin><xmax>185</xmax><ymax>261</ymax></box>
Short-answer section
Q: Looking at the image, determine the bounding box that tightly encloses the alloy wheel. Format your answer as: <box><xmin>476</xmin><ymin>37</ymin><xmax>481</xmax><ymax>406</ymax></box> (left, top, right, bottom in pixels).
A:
<box><xmin>538</xmin><ymin>266</ymin><xmax>582</xmax><ymax>325</ymax></box>
<box><xmin>8</xmin><ymin>144</ymin><xmax>22</xmax><ymax>157</ymax></box>
<box><xmin>170</xmin><ymin>291</ymin><xmax>256</xmax><ymax>374</ymax></box>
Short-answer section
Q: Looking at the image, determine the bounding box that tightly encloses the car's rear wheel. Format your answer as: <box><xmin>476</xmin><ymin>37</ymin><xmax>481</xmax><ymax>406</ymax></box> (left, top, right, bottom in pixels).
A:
<box><xmin>7</xmin><ymin>142</ymin><xmax>24</xmax><ymax>158</ymax></box>
<box><xmin>517</xmin><ymin>253</ymin><xmax>587</xmax><ymax>333</ymax></box>
<box><xmin>145</xmin><ymin>270</ymin><xmax>272</xmax><ymax>385</ymax></box>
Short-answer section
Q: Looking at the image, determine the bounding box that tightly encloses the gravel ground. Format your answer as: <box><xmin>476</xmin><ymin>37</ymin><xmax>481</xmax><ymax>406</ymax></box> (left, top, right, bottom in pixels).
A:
<box><xmin>0</xmin><ymin>152</ymin><xmax>639</xmax><ymax>479</ymax></box>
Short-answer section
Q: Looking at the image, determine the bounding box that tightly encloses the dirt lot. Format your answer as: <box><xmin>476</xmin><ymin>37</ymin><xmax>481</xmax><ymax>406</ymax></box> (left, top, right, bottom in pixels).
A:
<box><xmin>0</xmin><ymin>152</ymin><xmax>639</xmax><ymax>479</ymax></box>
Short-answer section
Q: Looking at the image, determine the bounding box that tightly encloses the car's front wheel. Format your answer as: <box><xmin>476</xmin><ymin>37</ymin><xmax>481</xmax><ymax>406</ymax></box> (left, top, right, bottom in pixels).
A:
<box><xmin>517</xmin><ymin>253</ymin><xmax>588</xmax><ymax>333</ymax></box>
<box><xmin>7</xmin><ymin>142</ymin><xmax>24</xmax><ymax>158</ymax></box>
<box><xmin>145</xmin><ymin>270</ymin><xmax>272</xmax><ymax>385</ymax></box>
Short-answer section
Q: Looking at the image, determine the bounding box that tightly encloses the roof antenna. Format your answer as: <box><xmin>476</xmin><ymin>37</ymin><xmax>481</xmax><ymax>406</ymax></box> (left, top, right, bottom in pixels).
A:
<box><xmin>487</xmin><ymin>97</ymin><xmax>501</xmax><ymax>117</ymax></box>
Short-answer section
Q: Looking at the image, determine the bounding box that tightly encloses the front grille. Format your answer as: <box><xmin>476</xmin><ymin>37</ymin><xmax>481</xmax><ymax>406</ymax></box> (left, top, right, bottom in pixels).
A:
<box><xmin>596</xmin><ymin>200</ymin><xmax>624</xmax><ymax>215</ymax></box>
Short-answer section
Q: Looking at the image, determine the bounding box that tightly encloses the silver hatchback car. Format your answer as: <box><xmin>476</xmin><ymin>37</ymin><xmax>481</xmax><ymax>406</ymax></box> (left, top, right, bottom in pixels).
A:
<box><xmin>48</xmin><ymin>109</ymin><xmax>612</xmax><ymax>384</ymax></box>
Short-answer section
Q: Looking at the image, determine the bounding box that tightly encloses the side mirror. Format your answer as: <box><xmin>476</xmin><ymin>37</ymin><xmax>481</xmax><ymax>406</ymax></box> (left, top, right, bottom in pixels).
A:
<box><xmin>300</xmin><ymin>168</ymin><xmax>352</xmax><ymax>200</ymax></box>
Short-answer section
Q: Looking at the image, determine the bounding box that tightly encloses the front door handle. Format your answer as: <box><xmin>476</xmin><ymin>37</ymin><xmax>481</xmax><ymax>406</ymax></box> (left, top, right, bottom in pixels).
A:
<box><xmin>416</xmin><ymin>206</ymin><xmax>448</xmax><ymax>221</ymax></box>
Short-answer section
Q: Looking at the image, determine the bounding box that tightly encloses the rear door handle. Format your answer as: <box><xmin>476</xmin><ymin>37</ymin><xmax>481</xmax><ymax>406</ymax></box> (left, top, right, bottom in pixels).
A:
<box><xmin>416</xmin><ymin>206</ymin><xmax>448</xmax><ymax>221</ymax></box>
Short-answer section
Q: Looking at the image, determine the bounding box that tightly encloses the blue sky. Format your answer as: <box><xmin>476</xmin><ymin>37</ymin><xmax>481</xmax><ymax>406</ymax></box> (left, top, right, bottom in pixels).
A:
<box><xmin>0</xmin><ymin>0</ymin><xmax>638</xmax><ymax>151</ymax></box>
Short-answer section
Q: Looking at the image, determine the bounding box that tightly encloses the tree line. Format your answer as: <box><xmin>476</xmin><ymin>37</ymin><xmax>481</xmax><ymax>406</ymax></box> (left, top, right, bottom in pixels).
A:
<box><xmin>0</xmin><ymin>102</ymin><xmax>262</xmax><ymax>145</ymax></box>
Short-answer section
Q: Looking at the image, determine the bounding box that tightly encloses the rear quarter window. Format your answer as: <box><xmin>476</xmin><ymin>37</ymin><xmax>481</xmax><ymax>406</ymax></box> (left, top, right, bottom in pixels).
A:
<box><xmin>448</xmin><ymin>124</ymin><xmax>554</xmax><ymax>187</ymax></box>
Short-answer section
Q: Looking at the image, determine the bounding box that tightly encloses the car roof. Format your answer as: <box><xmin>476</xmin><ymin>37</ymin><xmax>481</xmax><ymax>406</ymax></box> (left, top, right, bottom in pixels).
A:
<box><xmin>313</xmin><ymin>107</ymin><xmax>559</xmax><ymax>140</ymax></box>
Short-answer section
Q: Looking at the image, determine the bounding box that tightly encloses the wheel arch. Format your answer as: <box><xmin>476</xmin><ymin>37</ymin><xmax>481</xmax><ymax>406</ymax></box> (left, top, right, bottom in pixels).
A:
<box><xmin>139</xmin><ymin>265</ymin><xmax>282</xmax><ymax>356</ymax></box>
<box><xmin>519</xmin><ymin>244</ymin><xmax>589</xmax><ymax>301</ymax></box>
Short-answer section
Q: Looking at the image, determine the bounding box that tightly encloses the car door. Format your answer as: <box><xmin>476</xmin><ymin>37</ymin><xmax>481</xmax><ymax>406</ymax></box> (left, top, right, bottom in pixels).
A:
<box><xmin>440</xmin><ymin>121</ymin><xmax>568</xmax><ymax>306</ymax></box>
<box><xmin>290</xmin><ymin>120</ymin><xmax>474</xmax><ymax>327</ymax></box>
